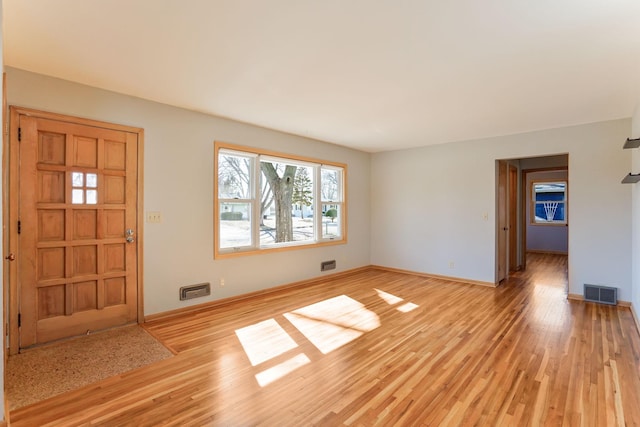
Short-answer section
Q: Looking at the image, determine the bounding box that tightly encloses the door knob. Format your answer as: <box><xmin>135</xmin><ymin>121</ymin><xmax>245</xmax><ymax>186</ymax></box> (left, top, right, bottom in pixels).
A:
<box><xmin>126</xmin><ymin>236</ymin><xmax>135</xmax><ymax>243</ymax></box>
<box><xmin>126</xmin><ymin>229</ymin><xmax>135</xmax><ymax>236</ymax></box>
<box><xmin>5</xmin><ymin>253</ymin><xmax>15</xmax><ymax>261</ymax></box>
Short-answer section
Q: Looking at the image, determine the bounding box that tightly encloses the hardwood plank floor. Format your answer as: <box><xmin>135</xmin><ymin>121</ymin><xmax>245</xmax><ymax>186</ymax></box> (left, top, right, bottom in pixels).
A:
<box><xmin>9</xmin><ymin>253</ymin><xmax>640</xmax><ymax>426</ymax></box>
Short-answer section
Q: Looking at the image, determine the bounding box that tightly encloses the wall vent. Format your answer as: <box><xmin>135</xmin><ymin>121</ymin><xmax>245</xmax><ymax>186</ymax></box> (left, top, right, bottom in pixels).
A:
<box><xmin>321</xmin><ymin>260</ymin><xmax>336</xmax><ymax>272</ymax></box>
<box><xmin>180</xmin><ymin>282</ymin><xmax>211</xmax><ymax>301</ymax></box>
<box><xmin>584</xmin><ymin>284</ymin><xmax>617</xmax><ymax>305</ymax></box>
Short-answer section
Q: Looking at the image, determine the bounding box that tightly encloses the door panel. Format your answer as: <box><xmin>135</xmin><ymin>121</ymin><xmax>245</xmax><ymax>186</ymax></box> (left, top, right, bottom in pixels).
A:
<box><xmin>17</xmin><ymin>113</ymin><xmax>140</xmax><ymax>348</ymax></box>
<box><xmin>508</xmin><ymin>165</ymin><xmax>518</xmax><ymax>272</ymax></box>
<box><xmin>497</xmin><ymin>161</ymin><xmax>507</xmax><ymax>282</ymax></box>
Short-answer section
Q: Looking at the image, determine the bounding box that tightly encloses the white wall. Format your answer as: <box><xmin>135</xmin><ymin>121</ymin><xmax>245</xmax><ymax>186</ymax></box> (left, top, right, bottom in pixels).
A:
<box><xmin>6</xmin><ymin>67</ymin><xmax>372</xmax><ymax>315</ymax></box>
<box><xmin>5</xmin><ymin>66</ymin><xmax>637</xmax><ymax>318</ymax></box>
<box><xmin>632</xmin><ymin>103</ymin><xmax>640</xmax><ymax>317</ymax></box>
<box><xmin>371</xmin><ymin>119</ymin><xmax>633</xmax><ymax>301</ymax></box>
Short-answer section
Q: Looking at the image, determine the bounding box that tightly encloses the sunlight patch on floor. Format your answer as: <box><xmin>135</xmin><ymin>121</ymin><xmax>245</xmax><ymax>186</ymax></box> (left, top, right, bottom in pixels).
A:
<box><xmin>254</xmin><ymin>353</ymin><xmax>311</xmax><ymax>387</ymax></box>
<box><xmin>284</xmin><ymin>295</ymin><xmax>380</xmax><ymax>354</ymax></box>
<box><xmin>375</xmin><ymin>288</ymin><xmax>419</xmax><ymax>313</ymax></box>
<box><xmin>235</xmin><ymin>318</ymin><xmax>298</xmax><ymax>366</ymax></box>
<box><xmin>235</xmin><ymin>295</ymin><xmax>390</xmax><ymax>386</ymax></box>
<box><xmin>375</xmin><ymin>288</ymin><xmax>404</xmax><ymax>305</ymax></box>
<box><xmin>397</xmin><ymin>302</ymin><xmax>419</xmax><ymax>312</ymax></box>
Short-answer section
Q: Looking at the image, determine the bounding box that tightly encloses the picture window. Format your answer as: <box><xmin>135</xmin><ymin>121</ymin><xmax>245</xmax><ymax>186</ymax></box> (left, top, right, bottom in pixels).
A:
<box><xmin>215</xmin><ymin>142</ymin><xmax>346</xmax><ymax>257</ymax></box>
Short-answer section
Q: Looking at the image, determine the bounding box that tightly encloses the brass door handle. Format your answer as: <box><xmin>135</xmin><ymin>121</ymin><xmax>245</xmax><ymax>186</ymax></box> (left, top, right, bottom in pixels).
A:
<box><xmin>5</xmin><ymin>253</ymin><xmax>15</xmax><ymax>261</ymax></box>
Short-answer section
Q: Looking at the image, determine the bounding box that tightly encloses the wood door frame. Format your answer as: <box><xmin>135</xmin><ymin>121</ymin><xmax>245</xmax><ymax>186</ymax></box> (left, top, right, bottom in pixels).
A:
<box><xmin>2</xmin><ymin>74</ymin><xmax>7</xmax><ymax>364</ymax></box>
<box><xmin>496</xmin><ymin>160</ymin><xmax>522</xmax><ymax>280</ymax></box>
<box><xmin>496</xmin><ymin>160</ymin><xmax>507</xmax><ymax>283</ymax></box>
<box><xmin>6</xmin><ymin>106</ymin><xmax>145</xmax><ymax>354</ymax></box>
<box><xmin>508</xmin><ymin>164</ymin><xmax>519</xmax><ymax>272</ymax></box>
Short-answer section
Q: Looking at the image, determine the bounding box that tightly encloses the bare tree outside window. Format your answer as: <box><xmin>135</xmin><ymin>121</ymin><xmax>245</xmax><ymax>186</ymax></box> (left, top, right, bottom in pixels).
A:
<box><xmin>218</xmin><ymin>154</ymin><xmax>251</xmax><ymax>199</ymax></box>
<box><xmin>321</xmin><ymin>169</ymin><xmax>339</xmax><ymax>202</ymax></box>
<box><xmin>260</xmin><ymin>178</ymin><xmax>274</xmax><ymax>225</ymax></box>
<box><xmin>261</xmin><ymin>162</ymin><xmax>297</xmax><ymax>243</ymax></box>
<box><xmin>218</xmin><ymin>154</ymin><xmax>276</xmax><ymax>225</ymax></box>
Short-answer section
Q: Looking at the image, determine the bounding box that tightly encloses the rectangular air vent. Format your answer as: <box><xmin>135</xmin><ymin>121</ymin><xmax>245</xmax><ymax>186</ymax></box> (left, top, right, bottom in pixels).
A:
<box><xmin>179</xmin><ymin>282</ymin><xmax>211</xmax><ymax>301</ymax></box>
<box><xmin>321</xmin><ymin>260</ymin><xmax>336</xmax><ymax>272</ymax></box>
<box><xmin>584</xmin><ymin>284</ymin><xmax>617</xmax><ymax>305</ymax></box>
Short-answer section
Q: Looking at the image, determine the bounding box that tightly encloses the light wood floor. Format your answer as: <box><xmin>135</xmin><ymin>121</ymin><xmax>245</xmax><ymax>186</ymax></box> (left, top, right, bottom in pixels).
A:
<box><xmin>9</xmin><ymin>253</ymin><xmax>640</xmax><ymax>426</ymax></box>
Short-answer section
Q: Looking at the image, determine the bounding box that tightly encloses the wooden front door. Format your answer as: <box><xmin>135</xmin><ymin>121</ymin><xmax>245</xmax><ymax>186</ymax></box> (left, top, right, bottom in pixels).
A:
<box><xmin>11</xmin><ymin>108</ymin><xmax>143</xmax><ymax>350</ymax></box>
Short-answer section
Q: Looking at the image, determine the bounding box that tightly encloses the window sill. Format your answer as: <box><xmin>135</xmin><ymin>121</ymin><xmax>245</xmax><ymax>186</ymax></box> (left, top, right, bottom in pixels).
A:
<box><xmin>214</xmin><ymin>238</ymin><xmax>347</xmax><ymax>259</ymax></box>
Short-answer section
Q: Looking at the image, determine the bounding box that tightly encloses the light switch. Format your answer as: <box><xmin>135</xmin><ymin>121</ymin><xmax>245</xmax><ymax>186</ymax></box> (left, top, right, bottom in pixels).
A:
<box><xmin>146</xmin><ymin>212</ymin><xmax>162</xmax><ymax>223</ymax></box>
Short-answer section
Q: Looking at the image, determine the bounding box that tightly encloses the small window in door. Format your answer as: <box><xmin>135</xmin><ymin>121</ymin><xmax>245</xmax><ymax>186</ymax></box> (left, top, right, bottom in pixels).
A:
<box><xmin>71</xmin><ymin>172</ymin><xmax>98</xmax><ymax>205</ymax></box>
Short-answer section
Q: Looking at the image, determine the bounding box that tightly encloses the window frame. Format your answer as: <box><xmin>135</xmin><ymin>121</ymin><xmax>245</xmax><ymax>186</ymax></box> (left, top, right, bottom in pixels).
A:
<box><xmin>530</xmin><ymin>179</ymin><xmax>568</xmax><ymax>226</ymax></box>
<box><xmin>214</xmin><ymin>141</ymin><xmax>347</xmax><ymax>258</ymax></box>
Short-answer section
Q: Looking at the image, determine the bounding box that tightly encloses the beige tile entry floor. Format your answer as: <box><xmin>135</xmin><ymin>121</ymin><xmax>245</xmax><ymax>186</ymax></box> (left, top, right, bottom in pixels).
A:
<box><xmin>6</xmin><ymin>325</ymin><xmax>173</xmax><ymax>409</ymax></box>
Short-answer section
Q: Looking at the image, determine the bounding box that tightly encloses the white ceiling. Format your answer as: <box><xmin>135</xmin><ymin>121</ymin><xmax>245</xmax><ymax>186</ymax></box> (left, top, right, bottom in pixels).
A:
<box><xmin>4</xmin><ymin>1</ymin><xmax>640</xmax><ymax>152</ymax></box>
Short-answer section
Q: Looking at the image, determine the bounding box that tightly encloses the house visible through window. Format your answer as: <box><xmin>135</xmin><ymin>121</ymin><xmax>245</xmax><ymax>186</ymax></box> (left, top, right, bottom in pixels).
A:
<box><xmin>215</xmin><ymin>142</ymin><xmax>346</xmax><ymax>257</ymax></box>
<box><xmin>532</xmin><ymin>181</ymin><xmax>567</xmax><ymax>224</ymax></box>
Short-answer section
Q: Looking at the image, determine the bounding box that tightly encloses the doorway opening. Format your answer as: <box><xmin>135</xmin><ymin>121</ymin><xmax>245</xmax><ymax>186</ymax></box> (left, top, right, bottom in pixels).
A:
<box><xmin>496</xmin><ymin>155</ymin><xmax>569</xmax><ymax>290</ymax></box>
